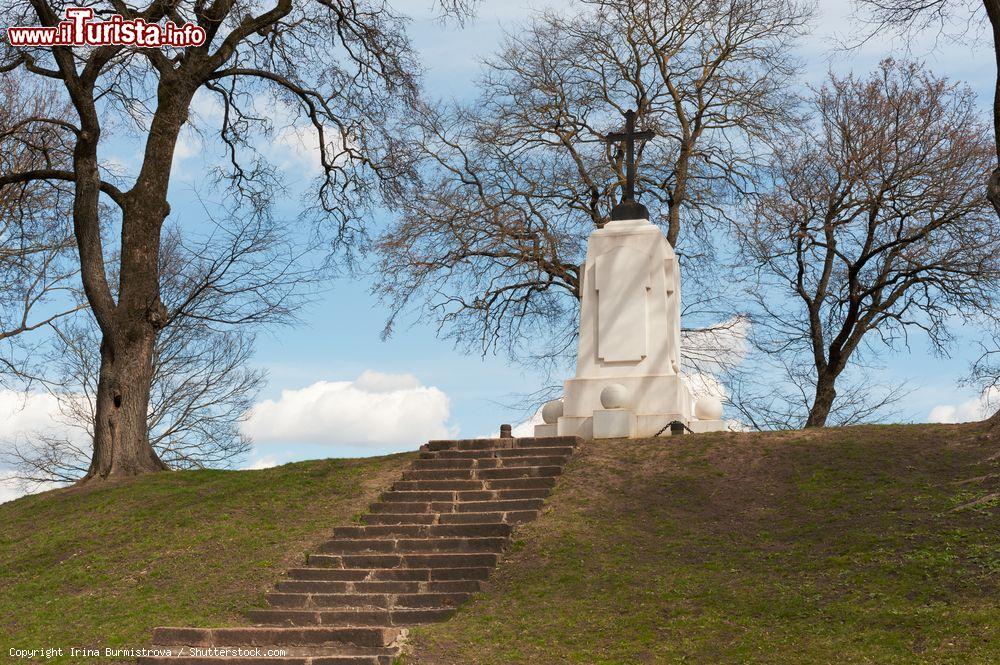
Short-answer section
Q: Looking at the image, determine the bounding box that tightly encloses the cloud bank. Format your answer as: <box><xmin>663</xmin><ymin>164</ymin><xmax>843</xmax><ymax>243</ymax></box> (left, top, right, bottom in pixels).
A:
<box><xmin>0</xmin><ymin>390</ymin><xmax>82</xmax><ymax>505</ymax></box>
<box><xmin>0</xmin><ymin>471</ymin><xmax>26</xmax><ymax>505</ymax></box>
<box><xmin>0</xmin><ymin>390</ymin><xmax>77</xmax><ymax>441</ymax></box>
<box><xmin>928</xmin><ymin>387</ymin><xmax>999</xmax><ymax>424</ymax></box>
<box><xmin>242</xmin><ymin>370</ymin><xmax>455</xmax><ymax>455</ymax></box>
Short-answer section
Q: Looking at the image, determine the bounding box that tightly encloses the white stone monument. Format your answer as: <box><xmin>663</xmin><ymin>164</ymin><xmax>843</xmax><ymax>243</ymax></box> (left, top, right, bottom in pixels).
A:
<box><xmin>535</xmin><ymin>109</ymin><xmax>726</xmax><ymax>440</ymax></box>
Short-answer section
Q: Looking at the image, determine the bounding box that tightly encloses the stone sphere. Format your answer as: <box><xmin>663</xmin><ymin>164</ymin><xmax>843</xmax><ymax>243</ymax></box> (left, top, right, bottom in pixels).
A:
<box><xmin>600</xmin><ymin>383</ymin><xmax>629</xmax><ymax>409</ymax></box>
<box><xmin>541</xmin><ymin>400</ymin><xmax>564</xmax><ymax>424</ymax></box>
<box><xmin>695</xmin><ymin>397</ymin><xmax>724</xmax><ymax>421</ymax></box>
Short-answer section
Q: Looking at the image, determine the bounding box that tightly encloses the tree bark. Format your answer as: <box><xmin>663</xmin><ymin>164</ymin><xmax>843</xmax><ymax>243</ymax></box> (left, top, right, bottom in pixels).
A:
<box><xmin>81</xmin><ymin>189</ymin><xmax>172</xmax><ymax>482</ymax></box>
<box><xmin>985</xmin><ymin>0</ymin><xmax>1000</xmax><ymax>216</ymax></box>
<box><xmin>805</xmin><ymin>371</ymin><xmax>838</xmax><ymax>428</ymax></box>
<box><xmin>82</xmin><ymin>329</ymin><xmax>168</xmax><ymax>480</ymax></box>
<box><xmin>77</xmin><ymin>81</ymin><xmax>191</xmax><ymax>483</ymax></box>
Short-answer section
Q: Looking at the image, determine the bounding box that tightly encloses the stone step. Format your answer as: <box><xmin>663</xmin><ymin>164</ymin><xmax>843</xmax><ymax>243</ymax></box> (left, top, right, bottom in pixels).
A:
<box><xmin>390</xmin><ymin>479</ymin><xmax>484</xmax><ymax>491</ymax></box>
<box><xmin>316</xmin><ymin>537</ymin><xmax>507</xmax><ymax>555</ymax></box>
<box><xmin>477</xmin><ymin>466</ymin><xmax>563</xmax><ymax>480</ymax></box>
<box><xmin>483</xmin><ymin>477</ymin><xmax>556</xmax><ymax>490</ymax></box>
<box><xmin>152</xmin><ymin>627</ymin><xmax>402</xmax><ymax>649</ymax></box>
<box><xmin>389</xmin><ymin>477</ymin><xmax>556</xmax><ymax>492</ymax></box>
<box><xmin>332</xmin><ymin>523</ymin><xmax>512</xmax><ymax>539</ymax></box>
<box><xmin>265</xmin><ymin>592</ymin><xmax>470</xmax><ymax>610</ymax></box>
<box><xmin>368</xmin><ymin>497</ymin><xmax>545</xmax><ymax>515</ymax></box>
<box><xmin>276</xmin><ymin>579</ymin><xmax>481</xmax><ymax>595</ymax></box>
<box><xmin>306</xmin><ymin>552</ymin><xmax>500</xmax><ymax>570</ymax></box>
<box><xmin>138</xmin><ymin>644</ymin><xmax>399</xmax><ymax>665</ymax></box>
<box><xmin>367</xmin><ymin>502</ymin><xmax>437</xmax><ymax>514</ymax></box>
<box><xmin>400</xmin><ymin>465</ymin><xmax>562</xmax><ymax>481</ymax></box>
<box><xmin>142</xmin><ymin>436</ymin><xmax>578</xmax><ymax>665</ymax></box>
<box><xmin>410</xmin><ymin>456</ymin><xmax>570</xmax><ymax>470</ymax></box>
<box><xmin>421</xmin><ymin>446</ymin><xmax>575</xmax><ymax>460</ymax></box>
<box><xmin>360</xmin><ymin>513</ymin><xmax>438</xmax><ymax>525</ymax></box>
<box><xmin>422</xmin><ymin>436</ymin><xmax>579</xmax><ymax>451</ymax></box>
<box><xmin>363</xmin><ymin>511</ymin><xmax>539</xmax><ymax>526</ymax></box>
<box><xmin>378</xmin><ymin>488</ymin><xmax>549</xmax><ymax>503</ymax></box>
<box><xmin>437</xmin><ymin>510</ymin><xmax>539</xmax><ymax>524</ymax></box>
<box><xmin>246</xmin><ymin>608</ymin><xmax>455</xmax><ymax>627</ymax></box>
<box><xmin>457</xmin><ymin>498</ymin><xmax>545</xmax><ymax>512</ymax></box>
<box><xmin>139</xmin><ymin>654</ymin><xmax>394</xmax><ymax>665</ymax></box>
<box><xmin>286</xmin><ymin>567</ymin><xmax>492</xmax><ymax>582</ymax></box>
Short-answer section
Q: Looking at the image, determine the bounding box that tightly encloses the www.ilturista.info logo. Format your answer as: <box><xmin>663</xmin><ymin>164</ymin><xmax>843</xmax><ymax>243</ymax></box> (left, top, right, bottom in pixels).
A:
<box><xmin>6</xmin><ymin>7</ymin><xmax>206</xmax><ymax>48</ymax></box>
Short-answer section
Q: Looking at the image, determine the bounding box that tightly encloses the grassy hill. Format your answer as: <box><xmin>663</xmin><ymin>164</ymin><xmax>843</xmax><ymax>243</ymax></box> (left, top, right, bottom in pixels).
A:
<box><xmin>404</xmin><ymin>423</ymin><xmax>999</xmax><ymax>664</ymax></box>
<box><xmin>0</xmin><ymin>453</ymin><xmax>414</xmax><ymax>664</ymax></box>
<box><xmin>1</xmin><ymin>423</ymin><xmax>997</xmax><ymax>664</ymax></box>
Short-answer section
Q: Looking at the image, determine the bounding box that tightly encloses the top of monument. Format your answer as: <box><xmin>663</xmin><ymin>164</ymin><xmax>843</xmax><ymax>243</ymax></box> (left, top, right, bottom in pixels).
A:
<box><xmin>604</xmin><ymin>108</ymin><xmax>655</xmax><ymax>222</ymax></box>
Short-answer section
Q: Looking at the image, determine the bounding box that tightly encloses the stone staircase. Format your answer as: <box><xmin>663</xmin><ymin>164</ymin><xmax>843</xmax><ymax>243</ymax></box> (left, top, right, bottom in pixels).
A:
<box><xmin>139</xmin><ymin>435</ymin><xmax>581</xmax><ymax>665</ymax></box>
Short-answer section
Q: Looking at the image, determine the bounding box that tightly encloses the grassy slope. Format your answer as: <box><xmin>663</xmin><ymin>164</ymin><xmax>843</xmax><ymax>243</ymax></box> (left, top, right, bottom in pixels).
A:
<box><xmin>405</xmin><ymin>423</ymin><xmax>1000</xmax><ymax>664</ymax></box>
<box><xmin>0</xmin><ymin>453</ymin><xmax>414</xmax><ymax>664</ymax></box>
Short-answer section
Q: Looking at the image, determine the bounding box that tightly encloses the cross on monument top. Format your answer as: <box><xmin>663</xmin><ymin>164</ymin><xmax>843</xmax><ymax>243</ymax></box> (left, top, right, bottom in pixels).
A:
<box><xmin>604</xmin><ymin>108</ymin><xmax>655</xmax><ymax>222</ymax></box>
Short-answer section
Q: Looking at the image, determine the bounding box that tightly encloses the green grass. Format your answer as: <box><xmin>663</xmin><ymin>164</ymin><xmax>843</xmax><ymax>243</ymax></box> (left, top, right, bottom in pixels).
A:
<box><xmin>4</xmin><ymin>424</ymin><xmax>998</xmax><ymax>664</ymax></box>
<box><xmin>403</xmin><ymin>423</ymin><xmax>1000</xmax><ymax>664</ymax></box>
<box><xmin>0</xmin><ymin>453</ymin><xmax>414</xmax><ymax>664</ymax></box>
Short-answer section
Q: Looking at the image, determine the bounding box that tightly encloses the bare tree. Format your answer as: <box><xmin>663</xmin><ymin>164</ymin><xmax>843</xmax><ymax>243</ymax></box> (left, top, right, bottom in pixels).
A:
<box><xmin>373</xmin><ymin>0</ymin><xmax>813</xmax><ymax>369</ymax></box>
<box><xmin>854</xmin><ymin>0</ymin><xmax>1000</xmax><ymax>216</ymax></box>
<box><xmin>0</xmin><ymin>0</ymin><xmax>470</xmax><ymax>482</ymax></box>
<box><xmin>738</xmin><ymin>60</ymin><xmax>1000</xmax><ymax>428</ymax></box>
<box><xmin>0</xmin><ymin>71</ymin><xmax>81</xmax><ymax>384</ymax></box>
<box><xmin>5</xmin><ymin>323</ymin><xmax>262</xmax><ymax>484</ymax></box>
<box><xmin>725</xmin><ymin>353</ymin><xmax>911</xmax><ymax>431</ymax></box>
<box><xmin>1</xmin><ymin>211</ymin><xmax>311</xmax><ymax>483</ymax></box>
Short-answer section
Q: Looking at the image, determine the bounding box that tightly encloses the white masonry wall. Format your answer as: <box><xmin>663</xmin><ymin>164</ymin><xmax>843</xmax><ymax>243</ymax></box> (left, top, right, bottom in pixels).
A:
<box><xmin>547</xmin><ymin>216</ymin><xmax>723</xmax><ymax>439</ymax></box>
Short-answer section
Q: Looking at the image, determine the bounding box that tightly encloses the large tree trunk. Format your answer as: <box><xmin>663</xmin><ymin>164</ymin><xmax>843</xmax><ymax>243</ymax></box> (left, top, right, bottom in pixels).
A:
<box><xmin>805</xmin><ymin>371</ymin><xmax>838</xmax><ymax>428</ymax></box>
<box><xmin>82</xmin><ymin>328</ymin><xmax>168</xmax><ymax>481</ymax></box>
<box><xmin>989</xmin><ymin>168</ymin><xmax>1000</xmax><ymax>217</ymax></box>
<box><xmin>75</xmin><ymin>81</ymin><xmax>192</xmax><ymax>483</ymax></box>
<box><xmin>80</xmin><ymin>194</ymin><xmax>172</xmax><ymax>483</ymax></box>
<box><xmin>986</xmin><ymin>0</ymin><xmax>1000</xmax><ymax>216</ymax></box>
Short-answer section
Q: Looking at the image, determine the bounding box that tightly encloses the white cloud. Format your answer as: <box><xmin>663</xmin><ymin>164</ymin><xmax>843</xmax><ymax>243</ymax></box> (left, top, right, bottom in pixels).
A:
<box><xmin>511</xmin><ymin>407</ymin><xmax>544</xmax><ymax>438</ymax></box>
<box><xmin>242</xmin><ymin>370</ymin><xmax>456</xmax><ymax>454</ymax></box>
<box><xmin>0</xmin><ymin>390</ymin><xmax>83</xmax><ymax>505</ymax></box>
<box><xmin>681</xmin><ymin>315</ymin><xmax>751</xmax><ymax>411</ymax></box>
<box><xmin>190</xmin><ymin>88</ymin><xmax>225</xmax><ymax>124</ymax></box>
<box><xmin>928</xmin><ymin>387</ymin><xmax>999</xmax><ymax>424</ymax></box>
<box><xmin>354</xmin><ymin>371</ymin><xmax>422</xmax><ymax>392</ymax></box>
<box><xmin>244</xmin><ymin>455</ymin><xmax>279</xmax><ymax>470</ymax></box>
<box><xmin>0</xmin><ymin>470</ymin><xmax>61</xmax><ymax>506</ymax></box>
<box><xmin>169</xmin><ymin>128</ymin><xmax>201</xmax><ymax>182</ymax></box>
<box><xmin>683</xmin><ymin>316</ymin><xmax>751</xmax><ymax>371</ymax></box>
<box><xmin>0</xmin><ymin>390</ymin><xmax>79</xmax><ymax>442</ymax></box>
<box><xmin>0</xmin><ymin>471</ymin><xmax>25</xmax><ymax>505</ymax></box>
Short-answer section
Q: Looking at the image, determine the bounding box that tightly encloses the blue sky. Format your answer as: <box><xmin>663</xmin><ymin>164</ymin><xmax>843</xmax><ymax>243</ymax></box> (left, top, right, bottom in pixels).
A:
<box><xmin>239</xmin><ymin>0</ymin><xmax>995</xmax><ymax>464</ymax></box>
<box><xmin>0</xmin><ymin>0</ymin><xmax>996</xmax><ymax>494</ymax></box>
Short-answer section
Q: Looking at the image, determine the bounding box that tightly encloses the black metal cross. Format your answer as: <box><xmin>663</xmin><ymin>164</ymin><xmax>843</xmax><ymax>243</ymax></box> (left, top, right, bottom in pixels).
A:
<box><xmin>605</xmin><ymin>109</ymin><xmax>655</xmax><ymax>221</ymax></box>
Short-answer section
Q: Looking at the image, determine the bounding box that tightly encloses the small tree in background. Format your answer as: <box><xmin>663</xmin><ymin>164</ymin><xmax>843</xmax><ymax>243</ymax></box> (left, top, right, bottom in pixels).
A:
<box><xmin>373</xmin><ymin>0</ymin><xmax>813</xmax><ymax>374</ymax></box>
<box><xmin>736</xmin><ymin>61</ymin><xmax>1000</xmax><ymax>428</ymax></box>
<box><xmin>854</xmin><ymin>0</ymin><xmax>1000</xmax><ymax>217</ymax></box>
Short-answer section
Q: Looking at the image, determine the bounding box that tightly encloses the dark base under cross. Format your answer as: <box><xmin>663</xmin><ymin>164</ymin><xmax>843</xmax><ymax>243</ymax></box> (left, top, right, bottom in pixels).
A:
<box><xmin>605</xmin><ymin>108</ymin><xmax>654</xmax><ymax>222</ymax></box>
<box><xmin>610</xmin><ymin>199</ymin><xmax>649</xmax><ymax>221</ymax></box>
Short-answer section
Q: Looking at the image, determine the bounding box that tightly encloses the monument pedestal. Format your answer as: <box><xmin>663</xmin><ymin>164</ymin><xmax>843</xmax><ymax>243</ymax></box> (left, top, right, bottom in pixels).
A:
<box><xmin>552</xmin><ymin>216</ymin><xmax>726</xmax><ymax>439</ymax></box>
<box><xmin>561</xmin><ymin>374</ymin><xmax>692</xmax><ymax>421</ymax></box>
<box><xmin>688</xmin><ymin>419</ymin><xmax>727</xmax><ymax>434</ymax></box>
<box><xmin>592</xmin><ymin>409</ymin><xmax>634</xmax><ymax>439</ymax></box>
<box><xmin>533</xmin><ymin>423</ymin><xmax>558</xmax><ymax>437</ymax></box>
